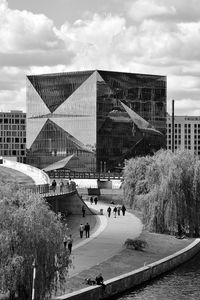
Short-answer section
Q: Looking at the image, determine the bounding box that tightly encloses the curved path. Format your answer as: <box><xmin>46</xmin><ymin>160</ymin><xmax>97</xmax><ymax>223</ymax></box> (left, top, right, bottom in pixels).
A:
<box><xmin>68</xmin><ymin>201</ymin><xmax>143</xmax><ymax>278</ymax></box>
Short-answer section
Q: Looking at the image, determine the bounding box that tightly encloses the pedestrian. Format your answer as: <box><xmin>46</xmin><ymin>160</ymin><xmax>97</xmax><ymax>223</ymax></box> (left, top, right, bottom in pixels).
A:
<box><xmin>85</xmin><ymin>222</ymin><xmax>90</xmax><ymax>238</ymax></box>
<box><xmin>121</xmin><ymin>204</ymin><xmax>126</xmax><ymax>216</ymax></box>
<box><xmin>59</xmin><ymin>179</ymin><xmax>64</xmax><ymax>193</ymax></box>
<box><xmin>66</xmin><ymin>180</ymin><xmax>70</xmax><ymax>191</ymax></box>
<box><xmin>107</xmin><ymin>206</ymin><xmax>111</xmax><ymax>217</ymax></box>
<box><xmin>67</xmin><ymin>234</ymin><xmax>73</xmax><ymax>254</ymax></box>
<box><xmin>117</xmin><ymin>205</ymin><xmax>121</xmax><ymax>216</ymax></box>
<box><xmin>82</xmin><ymin>205</ymin><xmax>86</xmax><ymax>217</ymax></box>
<box><xmin>79</xmin><ymin>223</ymin><xmax>84</xmax><ymax>238</ymax></box>
<box><xmin>51</xmin><ymin>179</ymin><xmax>57</xmax><ymax>193</ymax></box>
<box><xmin>113</xmin><ymin>206</ymin><xmax>117</xmax><ymax>218</ymax></box>
<box><xmin>90</xmin><ymin>197</ymin><xmax>93</xmax><ymax>205</ymax></box>
<box><xmin>94</xmin><ymin>196</ymin><xmax>98</xmax><ymax>205</ymax></box>
<box><xmin>96</xmin><ymin>273</ymin><xmax>106</xmax><ymax>290</ymax></box>
<box><xmin>63</xmin><ymin>233</ymin><xmax>68</xmax><ymax>249</ymax></box>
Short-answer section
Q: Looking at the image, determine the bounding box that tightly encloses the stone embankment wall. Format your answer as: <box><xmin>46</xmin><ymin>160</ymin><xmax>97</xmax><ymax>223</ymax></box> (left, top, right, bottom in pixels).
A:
<box><xmin>46</xmin><ymin>191</ymin><xmax>94</xmax><ymax>215</ymax></box>
<box><xmin>53</xmin><ymin>238</ymin><xmax>200</xmax><ymax>300</ymax></box>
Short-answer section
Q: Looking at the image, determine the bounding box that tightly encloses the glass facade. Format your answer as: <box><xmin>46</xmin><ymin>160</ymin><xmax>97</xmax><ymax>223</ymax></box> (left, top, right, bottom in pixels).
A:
<box><xmin>26</xmin><ymin>70</ymin><xmax>166</xmax><ymax>171</ymax></box>
<box><xmin>96</xmin><ymin>71</ymin><xmax>166</xmax><ymax>171</ymax></box>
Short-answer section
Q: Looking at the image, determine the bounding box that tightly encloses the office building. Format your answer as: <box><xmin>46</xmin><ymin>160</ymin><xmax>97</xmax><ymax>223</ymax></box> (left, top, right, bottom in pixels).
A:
<box><xmin>26</xmin><ymin>70</ymin><xmax>166</xmax><ymax>172</ymax></box>
<box><xmin>167</xmin><ymin>115</ymin><xmax>200</xmax><ymax>155</ymax></box>
<box><xmin>0</xmin><ymin>111</ymin><xmax>26</xmax><ymax>163</ymax></box>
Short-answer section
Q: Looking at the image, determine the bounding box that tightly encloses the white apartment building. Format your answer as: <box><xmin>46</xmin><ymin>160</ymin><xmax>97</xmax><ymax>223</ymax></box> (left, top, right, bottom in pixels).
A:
<box><xmin>167</xmin><ymin>115</ymin><xmax>200</xmax><ymax>155</ymax></box>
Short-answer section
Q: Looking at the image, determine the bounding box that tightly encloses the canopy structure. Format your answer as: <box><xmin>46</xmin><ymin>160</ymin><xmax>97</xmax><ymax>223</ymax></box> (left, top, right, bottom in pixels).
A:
<box><xmin>43</xmin><ymin>154</ymin><xmax>87</xmax><ymax>172</ymax></box>
<box><xmin>121</xmin><ymin>102</ymin><xmax>162</xmax><ymax>136</ymax></box>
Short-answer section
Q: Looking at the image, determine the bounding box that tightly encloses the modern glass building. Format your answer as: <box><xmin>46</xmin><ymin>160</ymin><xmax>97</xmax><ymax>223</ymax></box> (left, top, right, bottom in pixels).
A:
<box><xmin>26</xmin><ymin>70</ymin><xmax>166</xmax><ymax>172</ymax></box>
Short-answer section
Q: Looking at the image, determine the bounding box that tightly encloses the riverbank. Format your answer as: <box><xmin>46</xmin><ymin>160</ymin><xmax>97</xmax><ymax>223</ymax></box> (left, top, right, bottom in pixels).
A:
<box><xmin>63</xmin><ymin>215</ymin><xmax>193</xmax><ymax>294</ymax></box>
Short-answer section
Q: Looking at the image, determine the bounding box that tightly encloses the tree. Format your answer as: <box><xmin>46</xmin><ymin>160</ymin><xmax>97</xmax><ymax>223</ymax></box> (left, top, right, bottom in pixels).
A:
<box><xmin>123</xmin><ymin>150</ymin><xmax>200</xmax><ymax>237</ymax></box>
<box><xmin>0</xmin><ymin>180</ymin><xmax>70</xmax><ymax>299</ymax></box>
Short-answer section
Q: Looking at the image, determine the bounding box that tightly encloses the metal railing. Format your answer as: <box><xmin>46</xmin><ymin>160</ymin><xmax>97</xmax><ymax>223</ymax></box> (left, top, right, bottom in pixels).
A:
<box><xmin>26</xmin><ymin>182</ymin><xmax>77</xmax><ymax>197</ymax></box>
<box><xmin>47</xmin><ymin>170</ymin><xmax>123</xmax><ymax>180</ymax></box>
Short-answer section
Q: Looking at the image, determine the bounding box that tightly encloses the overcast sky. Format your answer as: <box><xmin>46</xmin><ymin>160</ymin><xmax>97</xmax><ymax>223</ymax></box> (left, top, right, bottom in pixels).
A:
<box><xmin>0</xmin><ymin>0</ymin><xmax>200</xmax><ymax>115</ymax></box>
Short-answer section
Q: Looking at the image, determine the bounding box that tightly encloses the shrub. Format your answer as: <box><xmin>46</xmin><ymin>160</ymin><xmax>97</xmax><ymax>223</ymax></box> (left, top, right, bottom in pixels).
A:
<box><xmin>124</xmin><ymin>238</ymin><xmax>148</xmax><ymax>251</ymax></box>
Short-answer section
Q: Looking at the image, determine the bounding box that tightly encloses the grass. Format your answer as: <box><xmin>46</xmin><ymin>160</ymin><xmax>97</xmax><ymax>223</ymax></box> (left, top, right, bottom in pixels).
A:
<box><xmin>63</xmin><ymin>228</ymin><xmax>193</xmax><ymax>294</ymax></box>
<box><xmin>58</xmin><ymin>192</ymin><xmax>194</xmax><ymax>295</ymax></box>
<box><xmin>0</xmin><ymin>166</ymin><xmax>34</xmax><ymax>185</ymax></box>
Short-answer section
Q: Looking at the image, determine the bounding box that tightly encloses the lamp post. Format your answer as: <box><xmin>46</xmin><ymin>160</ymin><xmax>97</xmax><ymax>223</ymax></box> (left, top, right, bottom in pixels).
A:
<box><xmin>172</xmin><ymin>99</ymin><xmax>175</xmax><ymax>153</ymax></box>
<box><xmin>32</xmin><ymin>259</ymin><xmax>37</xmax><ymax>300</ymax></box>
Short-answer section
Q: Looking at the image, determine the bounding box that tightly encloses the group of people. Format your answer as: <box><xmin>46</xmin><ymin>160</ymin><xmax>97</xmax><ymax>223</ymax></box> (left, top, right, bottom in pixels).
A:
<box><xmin>85</xmin><ymin>273</ymin><xmax>106</xmax><ymax>289</ymax></box>
<box><xmin>79</xmin><ymin>222</ymin><xmax>91</xmax><ymax>238</ymax></box>
<box><xmin>63</xmin><ymin>234</ymin><xmax>73</xmax><ymax>254</ymax></box>
<box><xmin>90</xmin><ymin>196</ymin><xmax>98</xmax><ymax>205</ymax></box>
<box><xmin>51</xmin><ymin>179</ymin><xmax>76</xmax><ymax>193</ymax></box>
<box><xmin>107</xmin><ymin>204</ymin><xmax>126</xmax><ymax>218</ymax></box>
<box><xmin>63</xmin><ymin>222</ymin><xmax>91</xmax><ymax>254</ymax></box>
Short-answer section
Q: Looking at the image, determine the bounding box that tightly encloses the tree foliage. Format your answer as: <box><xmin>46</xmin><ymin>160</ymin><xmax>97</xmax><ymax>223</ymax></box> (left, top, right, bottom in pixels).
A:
<box><xmin>0</xmin><ymin>179</ymin><xmax>70</xmax><ymax>299</ymax></box>
<box><xmin>123</xmin><ymin>150</ymin><xmax>200</xmax><ymax>237</ymax></box>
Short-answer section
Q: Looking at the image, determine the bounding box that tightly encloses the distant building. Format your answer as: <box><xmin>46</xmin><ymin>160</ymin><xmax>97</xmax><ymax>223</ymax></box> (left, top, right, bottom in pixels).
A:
<box><xmin>0</xmin><ymin>110</ymin><xmax>26</xmax><ymax>163</ymax></box>
<box><xmin>167</xmin><ymin>115</ymin><xmax>200</xmax><ymax>155</ymax></box>
<box><xmin>26</xmin><ymin>70</ymin><xmax>166</xmax><ymax>172</ymax></box>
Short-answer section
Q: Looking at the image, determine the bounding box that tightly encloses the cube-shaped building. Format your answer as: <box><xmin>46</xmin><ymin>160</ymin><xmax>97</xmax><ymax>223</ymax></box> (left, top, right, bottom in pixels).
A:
<box><xmin>26</xmin><ymin>70</ymin><xmax>166</xmax><ymax>172</ymax></box>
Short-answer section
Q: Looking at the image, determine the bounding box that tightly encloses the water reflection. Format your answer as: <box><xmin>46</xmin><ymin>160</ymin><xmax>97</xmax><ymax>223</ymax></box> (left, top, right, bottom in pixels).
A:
<box><xmin>117</xmin><ymin>251</ymin><xmax>200</xmax><ymax>300</ymax></box>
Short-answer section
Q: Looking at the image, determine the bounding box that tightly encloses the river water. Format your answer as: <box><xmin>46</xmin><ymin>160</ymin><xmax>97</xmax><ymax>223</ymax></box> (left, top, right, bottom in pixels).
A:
<box><xmin>116</xmin><ymin>251</ymin><xmax>200</xmax><ymax>300</ymax></box>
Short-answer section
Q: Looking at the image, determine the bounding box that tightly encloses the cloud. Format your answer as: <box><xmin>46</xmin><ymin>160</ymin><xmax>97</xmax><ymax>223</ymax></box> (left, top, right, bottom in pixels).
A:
<box><xmin>167</xmin><ymin>99</ymin><xmax>200</xmax><ymax>116</ymax></box>
<box><xmin>127</xmin><ymin>0</ymin><xmax>175</xmax><ymax>22</ymax></box>
<box><xmin>0</xmin><ymin>0</ymin><xmax>200</xmax><ymax>116</ymax></box>
<box><xmin>0</xmin><ymin>50</ymin><xmax>74</xmax><ymax>67</ymax></box>
<box><xmin>0</xmin><ymin>87</ymin><xmax>25</xmax><ymax>112</ymax></box>
<box><xmin>0</xmin><ymin>0</ymin><xmax>65</xmax><ymax>53</ymax></box>
<box><xmin>127</xmin><ymin>0</ymin><xmax>200</xmax><ymax>23</ymax></box>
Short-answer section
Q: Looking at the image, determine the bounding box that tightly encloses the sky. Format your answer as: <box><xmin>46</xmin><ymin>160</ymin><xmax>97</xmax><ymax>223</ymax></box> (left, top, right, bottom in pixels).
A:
<box><xmin>0</xmin><ymin>0</ymin><xmax>200</xmax><ymax>115</ymax></box>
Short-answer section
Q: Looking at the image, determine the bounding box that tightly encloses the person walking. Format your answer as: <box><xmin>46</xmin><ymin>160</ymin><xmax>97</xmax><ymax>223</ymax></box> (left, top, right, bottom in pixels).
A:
<box><xmin>63</xmin><ymin>233</ymin><xmax>68</xmax><ymax>249</ymax></box>
<box><xmin>113</xmin><ymin>206</ymin><xmax>117</xmax><ymax>218</ymax></box>
<box><xmin>66</xmin><ymin>180</ymin><xmax>70</xmax><ymax>192</ymax></box>
<box><xmin>94</xmin><ymin>196</ymin><xmax>98</xmax><ymax>205</ymax></box>
<box><xmin>51</xmin><ymin>179</ymin><xmax>57</xmax><ymax>193</ymax></box>
<box><xmin>121</xmin><ymin>204</ymin><xmax>126</xmax><ymax>216</ymax></box>
<box><xmin>79</xmin><ymin>223</ymin><xmax>84</xmax><ymax>238</ymax></box>
<box><xmin>90</xmin><ymin>197</ymin><xmax>93</xmax><ymax>205</ymax></box>
<box><xmin>117</xmin><ymin>205</ymin><xmax>121</xmax><ymax>216</ymax></box>
<box><xmin>82</xmin><ymin>205</ymin><xmax>86</xmax><ymax>217</ymax></box>
<box><xmin>107</xmin><ymin>206</ymin><xmax>111</xmax><ymax>217</ymax></box>
<box><xmin>85</xmin><ymin>222</ymin><xmax>90</xmax><ymax>238</ymax></box>
<box><xmin>67</xmin><ymin>234</ymin><xmax>73</xmax><ymax>254</ymax></box>
<box><xmin>59</xmin><ymin>179</ymin><xmax>64</xmax><ymax>193</ymax></box>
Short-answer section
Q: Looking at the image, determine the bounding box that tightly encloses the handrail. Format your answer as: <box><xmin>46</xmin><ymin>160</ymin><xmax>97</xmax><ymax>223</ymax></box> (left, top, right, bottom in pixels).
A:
<box><xmin>25</xmin><ymin>182</ymin><xmax>77</xmax><ymax>197</ymax></box>
<box><xmin>47</xmin><ymin>170</ymin><xmax>123</xmax><ymax>180</ymax></box>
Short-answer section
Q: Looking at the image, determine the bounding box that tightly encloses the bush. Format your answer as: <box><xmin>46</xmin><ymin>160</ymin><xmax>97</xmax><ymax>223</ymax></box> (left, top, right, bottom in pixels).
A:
<box><xmin>0</xmin><ymin>182</ymin><xmax>70</xmax><ymax>300</ymax></box>
<box><xmin>123</xmin><ymin>150</ymin><xmax>200</xmax><ymax>237</ymax></box>
<box><xmin>124</xmin><ymin>238</ymin><xmax>147</xmax><ymax>251</ymax></box>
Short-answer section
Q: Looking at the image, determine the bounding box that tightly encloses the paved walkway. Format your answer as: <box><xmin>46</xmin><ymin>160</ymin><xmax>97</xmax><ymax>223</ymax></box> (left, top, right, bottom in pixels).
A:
<box><xmin>68</xmin><ymin>201</ymin><xmax>143</xmax><ymax>278</ymax></box>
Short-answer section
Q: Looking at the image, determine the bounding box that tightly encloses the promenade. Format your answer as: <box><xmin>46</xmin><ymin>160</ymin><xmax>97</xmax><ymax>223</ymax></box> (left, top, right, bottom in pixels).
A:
<box><xmin>67</xmin><ymin>201</ymin><xmax>143</xmax><ymax>278</ymax></box>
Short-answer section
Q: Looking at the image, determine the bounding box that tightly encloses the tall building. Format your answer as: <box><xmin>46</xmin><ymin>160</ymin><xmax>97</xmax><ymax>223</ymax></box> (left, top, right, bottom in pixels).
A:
<box><xmin>26</xmin><ymin>70</ymin><xmax>166</xmax><ymax>172</ymax></box>
<box><xmin>167</xmin><ymin>115</ymin><xmax>200</xmax><ymax>155</ymax></box>
<box><xmin>0</xmin><ymin>110</ymin><xmax>26</xmax><ymax>163</ymax></box>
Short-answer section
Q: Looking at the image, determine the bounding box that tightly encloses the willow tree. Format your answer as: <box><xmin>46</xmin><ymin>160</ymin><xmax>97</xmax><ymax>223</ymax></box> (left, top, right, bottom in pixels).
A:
<box><xmin>0</xmin><ymin>181</ymin><xmax>69</xmax><ymax>300</ymax></box>
<box><xmin>123</xmin><ymin>150</ymin><xmax>200</xmax><ymax>237</ymax></box>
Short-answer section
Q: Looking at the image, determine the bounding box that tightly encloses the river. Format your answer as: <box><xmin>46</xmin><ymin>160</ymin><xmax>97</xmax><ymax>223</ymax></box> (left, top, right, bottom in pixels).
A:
<box><xmin>116</xmin><ymin>251</ymin><xmax>200</xmax><ymax>300</ymax></box>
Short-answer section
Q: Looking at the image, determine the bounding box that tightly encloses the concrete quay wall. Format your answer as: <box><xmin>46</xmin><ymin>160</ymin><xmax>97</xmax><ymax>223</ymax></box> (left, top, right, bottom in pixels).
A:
<box><xmin>46</xmin><ymin>191</ymin><xmax>94</xmax><ymax>215</ymax></box>
<box><xmin>53</xmin><ymin>238</ymin><xmax>200</xmax><ymax>300</ymax></box>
